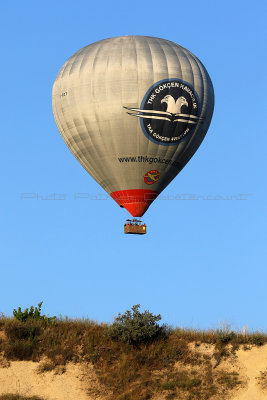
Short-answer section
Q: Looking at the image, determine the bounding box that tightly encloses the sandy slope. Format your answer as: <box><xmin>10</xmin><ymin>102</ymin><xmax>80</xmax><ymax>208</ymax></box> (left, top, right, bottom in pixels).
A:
<box><xmin>0</xmin><ymin>345</ymin><xmax>267</xmax><ymax>399</ymax></box>
<box><xmin>0</xmin><ymin>361</ymin><xmax>100</xmax><ymax>400</ymax></box>
<box><xmin>232</xmin><ymin>346</ymin><xmax>267</xmax><ymax>400</ymax></box>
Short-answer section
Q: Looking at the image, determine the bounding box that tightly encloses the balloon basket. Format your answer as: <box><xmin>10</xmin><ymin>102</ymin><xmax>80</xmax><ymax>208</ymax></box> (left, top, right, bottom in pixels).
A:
<box><xmin>124</xmin><ymin>219</ymin><xmax>146</xmax><ymax>235</ymax></box>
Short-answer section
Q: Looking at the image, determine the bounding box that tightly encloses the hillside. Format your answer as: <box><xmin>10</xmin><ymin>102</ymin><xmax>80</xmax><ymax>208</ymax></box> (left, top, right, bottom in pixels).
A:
<box><xmin>0</xmin><ymin>315</ymin><xmax>267</xmax><ymax>400</ymax></box>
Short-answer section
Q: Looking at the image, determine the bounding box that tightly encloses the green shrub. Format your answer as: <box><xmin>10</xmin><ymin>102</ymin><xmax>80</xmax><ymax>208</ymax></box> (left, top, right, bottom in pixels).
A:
<box><xmin>107</xmin><ymin>304</ymin><xmax>168</xmax><ymax>345</ymax></box>
<box><xmin>13</xmin><ymin>302</ymin><xmax>56</xmax><ymax>323</ymax></box>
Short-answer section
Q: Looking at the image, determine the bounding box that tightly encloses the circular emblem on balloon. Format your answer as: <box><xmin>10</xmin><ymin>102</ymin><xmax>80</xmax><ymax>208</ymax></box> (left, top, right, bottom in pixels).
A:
<box><xmin>125</xmin><ymin>79</ymin><xmax>203</xmax><ymax>146</ymax></box>
<box><xmin>144</xmin><ymin>170</ymin><xmax>160</xmax><ymax>185</ymax></box>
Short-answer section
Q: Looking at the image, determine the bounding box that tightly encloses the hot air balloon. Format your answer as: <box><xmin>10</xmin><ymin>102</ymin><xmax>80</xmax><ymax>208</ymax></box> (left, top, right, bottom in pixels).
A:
<box><xmin>52</xmin><ymin>36</ymin><xmax>214</xmax><ymax>233</ymax></box>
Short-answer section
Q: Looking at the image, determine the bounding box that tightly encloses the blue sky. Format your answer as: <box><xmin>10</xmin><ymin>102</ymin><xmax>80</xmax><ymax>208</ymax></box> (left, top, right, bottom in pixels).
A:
<box><xmin>1</xmin><ymin>0</ymin><xmax>266</xmax><ymax>331</ymax></box>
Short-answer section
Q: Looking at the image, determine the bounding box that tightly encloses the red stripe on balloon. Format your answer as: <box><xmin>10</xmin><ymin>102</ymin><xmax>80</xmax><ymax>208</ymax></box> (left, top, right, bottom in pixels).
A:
<box><xmin>110</xmin><ymin>189</ymin><xmax>159</xmax><ymax>217</ymax></box>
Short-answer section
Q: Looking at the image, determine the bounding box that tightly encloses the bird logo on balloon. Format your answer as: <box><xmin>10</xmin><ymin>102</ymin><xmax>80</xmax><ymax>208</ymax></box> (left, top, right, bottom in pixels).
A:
<box><xmin>124</xmin><ymin>79</ymin><xmax>204</xmax><ymax>146</ymax></box>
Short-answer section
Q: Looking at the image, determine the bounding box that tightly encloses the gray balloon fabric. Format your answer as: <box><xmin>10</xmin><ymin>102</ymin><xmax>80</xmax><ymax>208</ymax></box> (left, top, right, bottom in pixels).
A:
<box><xmin>52</xmin><ymin>36</ymin><xmax>214</xmax><ymax>216</ymax></box>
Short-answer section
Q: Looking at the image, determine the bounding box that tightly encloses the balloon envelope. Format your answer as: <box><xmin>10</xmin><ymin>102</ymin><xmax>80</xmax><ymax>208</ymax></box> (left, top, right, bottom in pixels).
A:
<box><xmin>52</xmin><ymin>36</ymin><xmax>214</xmax><ymax>216</ymax></box>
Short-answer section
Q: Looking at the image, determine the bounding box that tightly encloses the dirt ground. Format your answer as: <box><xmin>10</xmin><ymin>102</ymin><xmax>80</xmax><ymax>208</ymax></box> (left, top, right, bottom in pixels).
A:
<box><xmin>0</xmin><ymin>345</ymin><xmax>267</xmax><ymax>400</ymax></box>
<box><xmin>231</xmin><ymin>345</ymin><xmax>267</xmax><ymax>400</ymax></box>
<box><xmin>0</xmin><ymin>360</ymin><xmax>103</xmax><ymax>400</ymax></box>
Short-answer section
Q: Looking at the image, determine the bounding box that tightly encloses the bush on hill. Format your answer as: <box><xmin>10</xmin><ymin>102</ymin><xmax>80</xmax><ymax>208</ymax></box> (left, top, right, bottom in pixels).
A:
<box><xmin>13</xmin><ymin>302</ymin><xmax>56</xmax><ymax>324</ymax></box>
<box><xmin>107</xmin><ymin>304</ymin><xmax>168</xmax><ymax>345</ymax></box>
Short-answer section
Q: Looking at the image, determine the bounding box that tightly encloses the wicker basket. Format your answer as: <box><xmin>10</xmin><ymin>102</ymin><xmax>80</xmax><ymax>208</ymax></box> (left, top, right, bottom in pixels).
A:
<box><xmin>124</xmin><ymin>224</ymin><xmax>146</xmax><ymax>235</ymax></box>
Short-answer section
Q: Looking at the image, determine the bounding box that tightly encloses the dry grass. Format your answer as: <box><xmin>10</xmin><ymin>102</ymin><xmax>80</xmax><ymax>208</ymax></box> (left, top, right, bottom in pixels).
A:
<box><xmin>257</xmin><ymin>369</ymin><xmax>267</xmax><ymax>391</ymax></box>
<box><xmin>0</xmin><ymin>316</ymin><xmax>266</xmax><ymax>400</ymax></box>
